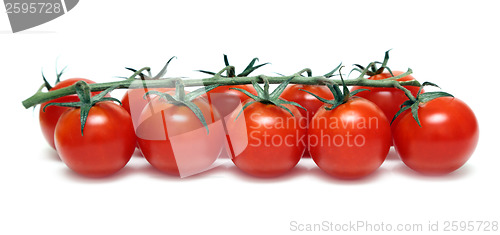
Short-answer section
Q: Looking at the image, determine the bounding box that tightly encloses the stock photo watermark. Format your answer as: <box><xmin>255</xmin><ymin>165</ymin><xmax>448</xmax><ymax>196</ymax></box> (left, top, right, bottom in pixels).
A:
<box><xmin>247</xmin><ymin>112</ymin><xmax>381</xmax><ymax>148</ymax></box>
<box><xmin>289</xmin><ymin>220</ymin><xmax>499</xmax><ymax>233</ymax></box>
<box><xmin>4</xmin><ymin>0</ymin><xmax>79</xmax><ymax>33</ymax></box>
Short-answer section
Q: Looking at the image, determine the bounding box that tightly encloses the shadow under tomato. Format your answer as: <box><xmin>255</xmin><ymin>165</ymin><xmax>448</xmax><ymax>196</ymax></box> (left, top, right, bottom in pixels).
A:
<box><xmin>224</xmin><ymin>163</ymin><xmax>311</xmax><ymax>183</ymax></box>
<box><xmin>43</xmin><ymin>147</ymin><xmax>61</xmax><ymax>162</ymax></box>
<box><xmin>393</xmin><ymin>162</ymin><xmax>472</xmax><ymax>181</ymax></box>
<box><xmin>130</xmin><ymin>164</ymin><xmax>181</xmax><ymax>180</ymax></box>
<box><xmin>128</xmin><ymin>159</ymin><xmax>229</xmax><ymax>181</ymax></box>
<box><xmin>308</xmin><ymin>165</ymin><xmax>390</xmax><ymax>185</ymax></box>
<box><xmin>61</xmin><ymin>164</ymin><xmax>138</xmax><ymax>183</ymax></box>
<box><xmin>384</xmin><ymin>147</ymin><xmax>400</xmax><ymax>161</ymax></box>
<box><xmin>132</xmin><ymin>148</ymin><xmax>143</xmax><ymax>158</ymax></box>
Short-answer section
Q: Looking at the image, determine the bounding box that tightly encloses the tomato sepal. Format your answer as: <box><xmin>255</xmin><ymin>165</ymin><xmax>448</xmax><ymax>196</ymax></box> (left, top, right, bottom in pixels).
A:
<box><xmin>229</xmin><ymin>88</ymin><xmax>259</xmax><ymax>102</ymax></box>
<box><xmin>350</xmin><ymin>50</ymin><xmax>395</xmax><ymax>77</ymax></box>
<box><xmin>125</xmin><ymin>56</ymin><xmax>176</xmax><ymax>80</ymax></box>
<box><xmin>390</xmin><ymin>82</ymin><xmax>454</xmax><ymax>127</ymax></box>
<box><xmin>145</xmin><ymin>81</ymin><xmax>220</xmax><ymax>134</ymax></box>
<box><xmin>299</xmin><ymin>68</ymin><xmax>369</xmax><ymax>111</ymax></box>
<box><xmin>230</xmin><ymin>76</ymin><xmax>306</xmax><ymax>117</ymax></box>
<box><xmin>41</xmin><ymin>65</ymin><xmax>67</xmax><ymax>91</ymax></box>
<box><xmin>197</xmin><ymin>54</ymin><xmax>269</xmax><ymax>78</ymax></box>
<box><xmin>323</xmin><ymin>63</ymin><xmax>343</xmax><ymax>78</ymax></box>
<box><xmin>238</xmin><ymin>57</ymin><xmax>270</xmax><ymax>77</ymax></box>
<box><xmin>44</xmin><ymin>81</ymin><xmax>120</xmax><ymax>135</ymax></box>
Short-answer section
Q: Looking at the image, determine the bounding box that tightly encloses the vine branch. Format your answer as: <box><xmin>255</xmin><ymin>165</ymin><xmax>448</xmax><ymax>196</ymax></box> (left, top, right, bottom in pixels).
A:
<box><xmin>22</xmin><ymin>67</ymin><xmax>421</xmax><ymax>109</ymax></box>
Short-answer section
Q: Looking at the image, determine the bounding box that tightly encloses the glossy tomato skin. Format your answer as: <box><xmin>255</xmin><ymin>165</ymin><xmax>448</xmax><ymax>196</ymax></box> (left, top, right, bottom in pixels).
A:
<box><xmin>121</xmin><ymin>87</ymin><xmax>174</xmax><ymax>117</ymax></box>
<box><xmin>226</xmin><ymin>101</ymin><xmax>307</xmax><ymax>178</ymax></box>
<box><xmin>54</xmin><ymin>102</ymin><xmax>136</xmax><ymax>177</ymax></box>
<box><xmin>121</xmin><ymin>87</ymin><xmax>174</xmax><ymax>150</ymax></box>
<box><xmin>309</xmin><ymin>97</ymin><xmax>391</xmax><ymax>179</ymax></box>
<box><xmin>136</xmin><ymin>96</ymin><xmax>224</xmax><ymax>176</ymax></box>
<box><xmin>203</xmin><ymin>84</ymin><xmax>256</xmax><ymax>118</ymax></box>
<box><xmin>281</xmin><ymin>84</ymin><xmax>334</xmax><ymax>157</ymax></box>
<box><xmin>392</xmin><ymin>97</ymin><xmax>479</xmax><ymax>174</ymax></box>
<box><xmin>351</xmin><ymin>71</ymin><xmax>420</xmax><ymax>121</ymax></box>
<box><xmin>39</xmin><ymin>78</ymin><xmax>98</xmax><ymax>149</ymax></box>
<box><xmin>281</xmin><ymin>84</ymin><xmax>334</xmax><ymax>120</ymax></box>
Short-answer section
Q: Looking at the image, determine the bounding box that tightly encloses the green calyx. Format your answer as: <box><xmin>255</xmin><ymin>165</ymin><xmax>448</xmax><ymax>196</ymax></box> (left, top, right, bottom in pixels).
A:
<box><xmin>41</xmin><ymin>65</ymin><xmax>67</xmax><ymax>91</ymax></box>
<box><xmin>351</xmin><ymin>49</ymin><xmax>394</xmax><ymax>77</ymax></box>
<box><xmin>43</xmin><ymin>81</ymin><xmax>121</xmax><ymax>136</ymax></box>
<box><xmin>230</xmin><ymin>76</ymin><xmax>306</xmax><ymax>118</ymax></box>
<box><xmin>391</xmin><ymin>82</ymin><xmax>454</xmax><ymax>127</ymax></box>
<box><xmin>197</xmin><ymin>54</ymin><xmax>269</xmax><ymax>78</ymax></box>
<box><xmin>145</xmin><ymin>80</ymin><xmax>219</xmax><ymax>134</ymax></box>
<box><xmin>300</xmin><ymin>67</ymin><xmax>369</xmax><ymax>111</ymax></box>
<box><xmin>124</xmin><ymin>56</ymin><xmax>176</xmax><ymax>80</ymax></box>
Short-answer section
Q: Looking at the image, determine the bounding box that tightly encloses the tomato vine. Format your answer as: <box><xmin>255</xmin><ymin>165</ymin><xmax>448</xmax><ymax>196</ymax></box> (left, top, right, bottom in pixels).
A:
<box><xmin>22</xmin><ymin>61</ymin><xmax>420</xmax><ymax>109</ymax></box>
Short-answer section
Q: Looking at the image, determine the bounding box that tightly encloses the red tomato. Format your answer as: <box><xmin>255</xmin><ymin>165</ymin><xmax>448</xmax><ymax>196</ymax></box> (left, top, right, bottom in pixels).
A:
<box><xmin>281</xmin><ymin>85</ymin><xmax>334</xmax><ymax>120</ymax></box>
<box><xmin>281</xmin><ymin>84</ymin><xmax>334</xmax><ymax>157</ymax></box>
<box><xmin>351</xmin><ymin>71</ymin><xmax>420</xmax><ymax>121</ymax></box>
<box><xmin>136</xmin><ymin>96</ymin><xmax>225</xmax><ymax>177</ymax></box>
<box><xmin>54</xmin><ymin>102</ymin><xmax>136</xmax><ymax>177</ymax></box>
<box><xmin>203</xmin><ymin>84</ymin><xmax>256</xmax><ymax>118</ymax></box>
<box><xmin>308</xmin><ymin>97</ymin><xmax>391</xmax><ymax>179</ymax></box>
<box><xmin>121</xmin><ymin>87</ymin><xmax>174</xmax><ymax>150</ymax></box>
<box><xmin>226</xmin><ymin>101</ymin><xmax>307</xmax><ymax>178</ymax></box>
<box><xmin>392</xmin><ymin>97</ymin><xmax>479</xmax><ymax>174</ymax></box>
<box><xmin>121</xmin><ymin>87</ymin><xmax>174</xmax><ymax>117</ymax></box>
<box><xmin>39</xmin><ymin>78</ymin><xmax>98</xmax><ymax>149</ymax></box>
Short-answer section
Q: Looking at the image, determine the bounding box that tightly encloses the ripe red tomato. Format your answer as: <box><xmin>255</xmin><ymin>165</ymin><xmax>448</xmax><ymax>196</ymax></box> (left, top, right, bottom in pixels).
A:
<box><xmin>226</xmin><ymin>101</ymin><xmax>307</xmax><ymax>177</ymax></box>
<box><xmin>121</xmin><ymin>87</ymin><xmax>174</xmax><ymax>150</ymax></box>
<box><xmin>54</xmin><ymin>102</ymin><xmax>136</xmax><ymax>177</ymax></box>
<box><xmin>351</xmin><ymin>71</ymin><xmax>420</xmax><ymax>121</ymax></box>
<box><xmin>308</xmin><ymin>97</ymin><xmax>391</xmax><ymax>179</ymax></box>
<box><xmin>39</xmin><ymin>78</ymin><xmax>98</xmax><ymax>149</ymax></box>
<box><xmin>136</xmin><ymin>96</ymin><xmax>225</xmax><ymax>177</ymax></box>
<box><xmin>392</xmin><ymin>97</ymin><xmax>479</xmax><ymax>174</ymax></box>
<box><xmin>203</xmin><ymin>85</ymin><xmax>256</xmax><ymax>118</ymax></box>
<box><xmin>281</xmin><ymin>84</ymin><xmax>334</xmax><ymax>157</ymax></box>
<box><xmin>121</xmin><ymin>87</ymin><xmax>174</xmax><ymax>117</ymax></box>
<box><xmin>281</xmin><ymin>84</ymin><xmax>334</xmax><ymax>122</ymax></box>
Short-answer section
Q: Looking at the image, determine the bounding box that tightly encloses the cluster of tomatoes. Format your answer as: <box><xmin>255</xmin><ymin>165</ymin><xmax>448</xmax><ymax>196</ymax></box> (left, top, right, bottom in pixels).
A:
<box><xmin>38</xmin><ymin>60</ymin><xmax>479</xmax><ymax>179</ymax></box>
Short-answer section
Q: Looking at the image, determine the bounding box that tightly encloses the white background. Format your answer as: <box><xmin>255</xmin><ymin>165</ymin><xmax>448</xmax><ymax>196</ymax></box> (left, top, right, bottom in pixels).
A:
<box><xmin>1</xmin><ymin>1</ymin><xmax>499</xmax><ymax>234</ymax></box>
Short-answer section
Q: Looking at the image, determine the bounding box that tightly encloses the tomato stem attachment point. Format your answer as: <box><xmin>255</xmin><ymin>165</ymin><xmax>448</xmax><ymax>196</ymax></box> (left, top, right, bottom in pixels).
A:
<box><xmin>300</xmin><ymin>66</ymin><xmax>368</xmax><ymax>111</ymax></box>
<box><xmin>231</xmin><ymin>77</ymin><xmax>306</xmax><ymax>119</ymax></box>
<box><xmin>43</xmin><ymin>81</ymin><xmax>121</xmax><ymax>136</ymax></box>
<box><xmin>145</xmin><ymin>82</ymin><xmax>220</xmax><ymax>134</ymax></box>
<box><xmin>391</xmin><ymin>82</ymin><xmax>454</xmax><ymax>127</ymax></box>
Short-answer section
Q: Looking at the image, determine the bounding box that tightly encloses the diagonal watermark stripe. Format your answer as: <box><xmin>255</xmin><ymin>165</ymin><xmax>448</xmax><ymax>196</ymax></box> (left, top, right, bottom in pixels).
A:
<box><xmin>4</xmin><ymin>0</ymin><xmax>79</xmax><ymax>33</ymax></box>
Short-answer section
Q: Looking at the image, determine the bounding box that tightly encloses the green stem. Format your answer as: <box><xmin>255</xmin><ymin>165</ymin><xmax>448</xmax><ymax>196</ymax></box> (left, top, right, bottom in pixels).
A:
<box><xmin>294</xmin><ymin>68</ymin><xmax>312</xmax><ymax>77</ymax></box>
<box><xmin>392</xmin><ymin>80</ymin><xmax>417</xmax><ymax>102</ymax></box>
<box><xmin>215</xmin><ymin>66</ymin><xmax>235</xmax><ymax>78</ymax></box>
<box><xmin>22</xmin><ymin>68</ymin><xmax>421</xmax><ymax>109</ymax></box>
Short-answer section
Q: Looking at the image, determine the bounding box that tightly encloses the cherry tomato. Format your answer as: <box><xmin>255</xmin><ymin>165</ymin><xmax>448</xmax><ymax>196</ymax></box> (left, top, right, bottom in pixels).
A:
<box><xmin>121</xmin><ymin>87</ymin><xmax>174</xmax><ymax>150</ymax></box>
<box><xmin>54</xmin><ymin>102</ymin><xmax>136</xmax><ymax>177</ymax></box>
<box><xmin>351</xmin><ymin>71</ymin><xmax>420</xmax><ymax>121</ymax></box>
<box><xmin>39</xmin><ymin>78</ymin><xmax>98</xmax><ymax>149</ymax></box>
<box><xmin>392</xmin><ymin>97</ymin><xmax>479</xmax><ymax>174</ymax></box>
<box><xmin>281</xmin><ymin>84</ymin><xmax>334</xmax><ymax>157</ymax></box>
<box><xmin>136</xmin><ymin>96</ymin><xmax>225</xmax><ymax>177</ymax></box>
<box><xmin>309</xmin><ymin>97</ymin><xmax>391</xmax><ymax>179</ymax></box>
<box><xmin>226</xmin><ymin>101</ymin><xmax>307</xmax><ymax>178</ymax></box>
<box><xmin>203</xmin><ymin>84</ymin><xmax>256</xmax><ymax>118</ymax></box>
<box><xmin>121</xmin><ymin>87</ymin><xmax>174</xmax><ymax>118</ymax></box>
<box><xmin>281</xmin><ymin>85</ymin><xmax>334</xmax><ymax>120</ymax></box>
